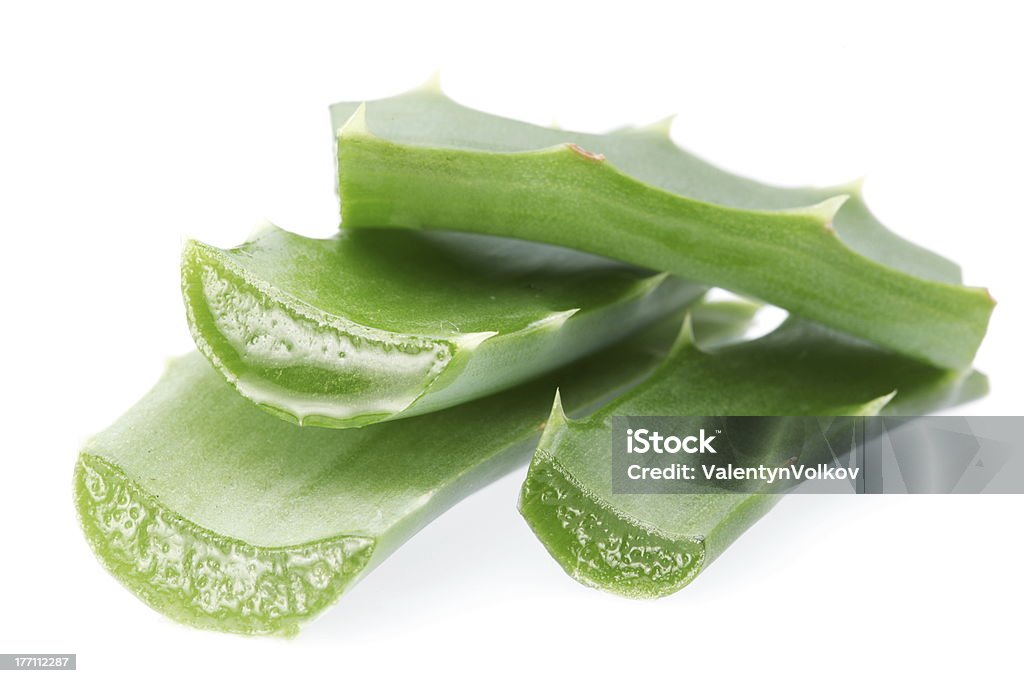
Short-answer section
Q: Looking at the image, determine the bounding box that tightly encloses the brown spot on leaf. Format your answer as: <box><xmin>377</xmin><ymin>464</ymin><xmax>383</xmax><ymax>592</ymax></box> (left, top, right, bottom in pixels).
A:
<box><xmin>566</xmin><ymin>143</ymin><xmax>606</xmax><ymax>162</ymax></box>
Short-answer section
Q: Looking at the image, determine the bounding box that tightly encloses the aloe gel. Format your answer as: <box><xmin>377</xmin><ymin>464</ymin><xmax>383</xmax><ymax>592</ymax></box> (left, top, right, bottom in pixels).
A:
<box><xmin>519</xmin><ymin>308</ymin><xmax>987</xmax><ymax>598</ymax></box>
<box><xmin>183</xmin><ymin>225</ymin><xmax>702</xmax><ymax>427</ymax></box>
<box><xmin>75</xmin><ymin>314</ymin><xmax>698</xmax><ymax>635</ymax></box>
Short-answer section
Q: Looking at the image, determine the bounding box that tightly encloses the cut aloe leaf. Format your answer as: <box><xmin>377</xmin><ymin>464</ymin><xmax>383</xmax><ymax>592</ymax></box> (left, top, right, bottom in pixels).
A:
<box><xmin>74</xmin><ymin>312</ymin><xmax>699</xmax><ymax>636</ymax></box>
<box><xmin>182</xmin><ymin>225</ymin><xmax>703</xmax><ymax>428</ymax></box>
<box><xmin>518</xmin><ymin>308</ymin><xmax>987</xmax><ymax>599</ymax></box>
<box><xmin>332</xmin><ymin>85</ymin><xmax>993</xmax><ymax>369</ymax></box>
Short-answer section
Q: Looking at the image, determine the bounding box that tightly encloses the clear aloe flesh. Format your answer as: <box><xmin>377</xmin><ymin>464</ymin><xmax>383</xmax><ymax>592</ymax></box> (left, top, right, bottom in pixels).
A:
<box><xmin>518</xmin><ymin>312</ymin><xmax>987</xmax><ymax>599</ymax></box>
<box><xmin>182</xmin><ymin>225</ymin><xmax>702</xmax><ymax>427</ymax></box>
<box><xmin>73</xmin><ymin>315</ymin><xmax>693</xmax><ymax>636</ymax></box>
<box><xmin>332</xmin><ymin>85</ymin><xmax>993</xmax><ymax>369</ymax></box>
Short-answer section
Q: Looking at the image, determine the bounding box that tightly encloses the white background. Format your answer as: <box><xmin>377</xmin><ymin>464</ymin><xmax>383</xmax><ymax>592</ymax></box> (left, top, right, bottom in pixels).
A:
<box><xmin>2</xmin><ymin>1</ymin><xmax>1022</xmax><ymax>680</ymax></box>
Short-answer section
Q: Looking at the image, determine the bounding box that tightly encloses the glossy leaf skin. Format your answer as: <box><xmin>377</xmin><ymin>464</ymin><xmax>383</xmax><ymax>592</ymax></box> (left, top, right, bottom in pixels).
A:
<box><xmin>74</xmin><ymin>316</ymin><xmax>692</xmax><ymax>636</ymax></box>
<box><xmin>518</xmin><ymin>310</ymin><xmax>987</xmax><ymax>599</ymax></box>
<box><xmin>182</xmin><ymin>225</ymin><xmax>703</xmax><ymax>428</ymax></box>
<box><xmin>332</xmin><ymin>87</ymin><xmax>993</xmax><ymax>369</ymax></box>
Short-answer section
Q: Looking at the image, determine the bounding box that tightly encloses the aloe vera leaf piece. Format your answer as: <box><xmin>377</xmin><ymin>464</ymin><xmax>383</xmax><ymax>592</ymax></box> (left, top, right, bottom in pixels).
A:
<box><xmin>518</xmin><ymin>310</ymin><xmax>987</xmax><ymax>599</ymax></box>
<box><xmin>73</xmin><ymin>310</ymin><xmax>707</xmax><ymax>636</ymax></box>
<box><xmin>182</xmin><ymin>225</ymin><xmax>703</xmax><ymax>428</ymax></box>
<box><xmin>684</xmin><ymin>298</ymin><xmax>762</xmax><ymax>350</ymax></box>
<box><xmin>331</xmin><ymin>87</ymin><xmax>993</xmax><ymax>369</ymax></box>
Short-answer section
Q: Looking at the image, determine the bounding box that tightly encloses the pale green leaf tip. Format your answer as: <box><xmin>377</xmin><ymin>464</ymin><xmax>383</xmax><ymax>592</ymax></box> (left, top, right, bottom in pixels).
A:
<box><xmin>638</xmin><ymin>114</ymin><xmax>676</xmax><ymax>137</ymax></box>
<box><xmin>528</xmin><ymin>308</ymin><xmax>580</xmax><ymax>332</ymax></box>
<box><xmin>547</xmin><ymin>389</ymin><xmax>570</xmax><ymax>429</ymax></box>
<box><xmin>532</xmin><ymin>389</ymin><xmax>573</xmax><ymax>464</ymax></box>
<box><xmin>536</xmin><ymin>389</ymin><xmax>572</xmax><ymax>460</ymax></box>
<box><xmin>795</xmin><ymin>194</ymin><xmax>850</xmax><ymax>229</ymax></box>
<box><xmin>832</xmin><ymin>176</ymin><xmax>866</xmax><ymax>198</ymax></box>
<box><xmin>609</xmin><ymin>115</ymin><xmax>675</xmax><ymax>139</ymax></box>
<box><xmin>415</xmin><ymin>70</ymin><xmax>444</xmax><ymax>95</ymax></box>
<box><xmin>454</xmin><ymin>329</ymin><xmax>499</xmax><ymax>352</ymax></box>
<box><xmin>634</xmin><ymin>271</ymin><xmax>671</xmax><ymax>295</ymax></box>
<box><xmin>854</xmin><ymin>391</ymin><xmax>897</xmax><ymax>416</ymax></box>
<box><xmin>337</xmin><ymin>102</ymin><xmax>372</xmax><ymax>139</ymax></box>
<box><xmin>668</xmin><ymin>313</ymin><xmax>698</xmax><ymax>358</ymax></box>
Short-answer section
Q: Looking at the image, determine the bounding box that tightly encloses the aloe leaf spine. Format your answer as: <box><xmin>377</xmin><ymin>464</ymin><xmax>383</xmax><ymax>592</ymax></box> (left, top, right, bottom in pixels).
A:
<box><xmin>518</xmin><ymin>306</ymin><xmax>988</xmax><ymax>598</ymax></box>
<box><xmin>332</xmin><ymin>86</ymin><xmax>993</xmax><ymax>369</ymax></box>
<box><xmin>182</xmin><ymin>225</ymin><xmax>703</xmax><ymax>427</ymax></box>
<box><xmin>74</xmin><ymin>315</ymin><xmax>696</xmax><ymax>635</ymax></box>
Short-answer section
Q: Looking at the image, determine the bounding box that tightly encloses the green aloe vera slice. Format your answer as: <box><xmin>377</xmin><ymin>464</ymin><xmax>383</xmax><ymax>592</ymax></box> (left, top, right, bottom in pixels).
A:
<box><xmin>331</xmin><ymin>84</ymin><xmax>993</xmax><ymax>369</ymax></box>
<box><xmin>518</xmin><ymin>310</ymin><xmax>987</xmax><ymax>599</ymax></box>
<box><xmin>74</xmin><ymin>312</ymin><xmax>701</xmax><ymax>636</ymax></box>
<box><xmin>182</xmin><ymin>225</ymin><xmax>702</xmax><ymax>427</ymax></box>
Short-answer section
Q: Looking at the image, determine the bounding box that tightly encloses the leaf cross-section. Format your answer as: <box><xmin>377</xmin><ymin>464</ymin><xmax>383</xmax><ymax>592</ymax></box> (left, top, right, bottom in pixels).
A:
<box><xmin>182</xmin><ymin>225</ymin><xmax>703</xmax><ymax>427</ymax></box>
<box><xmin>518</xmin><ymin>305</ymin><xmax>988</xmax><ymax>598</ymax></box>
<box><xmin>74</xmin><ymin>316</ymin><xmax>691</xmax><ymax>636</ymax></box>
